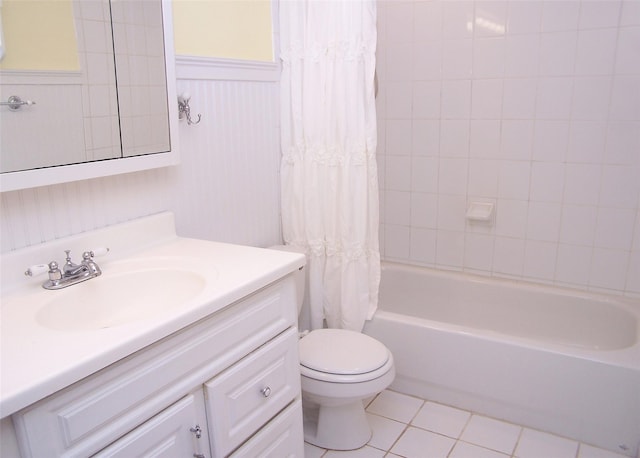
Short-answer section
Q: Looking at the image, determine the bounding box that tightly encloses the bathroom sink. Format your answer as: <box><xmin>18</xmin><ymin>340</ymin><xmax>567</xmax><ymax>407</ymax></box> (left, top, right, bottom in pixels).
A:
<box><xmin>35</xmin><ymin>265</ymin><xmax>209</xmax><ymax>331</ymax></box>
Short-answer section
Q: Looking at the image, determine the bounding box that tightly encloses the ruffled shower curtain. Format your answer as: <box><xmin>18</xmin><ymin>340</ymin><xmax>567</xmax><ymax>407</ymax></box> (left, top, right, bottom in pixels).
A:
<box><xmin>279</xmin><ymin>0</ymin><xmax>380</xmax><ymax>332</ymax></box>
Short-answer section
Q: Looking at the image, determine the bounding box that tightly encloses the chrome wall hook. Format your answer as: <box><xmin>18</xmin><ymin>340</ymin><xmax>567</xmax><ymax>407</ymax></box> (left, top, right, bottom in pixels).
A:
<box><xmin>178</xmin><ymin>93</ymin><xmax>201</xmax><ymax>125</ymax></box>
<box><xmin>1</xmin><ymin>95</ymin><xmax>36</xmax><ymax>111</ymax></box>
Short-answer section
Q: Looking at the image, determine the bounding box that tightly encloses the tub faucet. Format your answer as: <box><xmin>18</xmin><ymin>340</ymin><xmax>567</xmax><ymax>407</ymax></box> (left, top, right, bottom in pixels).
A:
<box><xmin>25</xmin><ymin>248</ymin><xmax>109</xmax><ymax>290</ymax></box>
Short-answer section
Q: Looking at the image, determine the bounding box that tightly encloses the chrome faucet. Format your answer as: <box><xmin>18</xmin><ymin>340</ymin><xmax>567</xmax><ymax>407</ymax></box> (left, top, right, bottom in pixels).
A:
<box><xmin>25</xmin><ymin>248</ymin><xmax>109</xmax><ymax>290</ymax></box>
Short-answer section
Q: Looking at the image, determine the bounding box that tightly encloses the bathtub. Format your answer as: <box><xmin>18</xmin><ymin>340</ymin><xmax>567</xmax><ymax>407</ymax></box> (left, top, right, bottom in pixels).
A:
<box><xmin>363</xmin><ymin>262</ymin><xmax>640</xmax><ymax>457</ymax></box>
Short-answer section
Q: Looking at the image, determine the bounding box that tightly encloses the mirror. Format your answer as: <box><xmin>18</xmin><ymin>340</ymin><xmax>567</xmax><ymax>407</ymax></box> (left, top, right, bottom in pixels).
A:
<box><xmin>0</xmin><ymin>0</ymin><xmax>178</xmax><ymax>192</ymax></box>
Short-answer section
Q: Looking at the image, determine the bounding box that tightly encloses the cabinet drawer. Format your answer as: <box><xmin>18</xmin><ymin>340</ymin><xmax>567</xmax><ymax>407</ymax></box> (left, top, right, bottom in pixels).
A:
<box><xmin>13</xmin><ymin>278</ymin><xmax>296</xmax><ymax>458</ymax></box>
<box><xmin>206</xmin><ymin>328</ymin><xmax>301</xmax><ymax>457</ymax></box>
<box><xmin>231</xmin><ymin>398</ymin><xmax>303</xmax><ymax>458</ymax></box>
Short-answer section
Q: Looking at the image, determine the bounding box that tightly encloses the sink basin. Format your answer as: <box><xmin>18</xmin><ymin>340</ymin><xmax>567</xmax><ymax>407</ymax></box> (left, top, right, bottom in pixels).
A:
<box><xmin>35</xmin><ymin>268</ymin><xmax>208</xmax><ymax>331</ymax></box>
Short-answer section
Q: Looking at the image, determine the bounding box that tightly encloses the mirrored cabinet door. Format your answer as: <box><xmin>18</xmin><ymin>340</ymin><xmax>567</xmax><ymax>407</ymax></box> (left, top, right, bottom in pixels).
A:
<box><xmin>0</xmin><ymin>0</ymin><xmax>175</xmax><ymax>183</ymax></box>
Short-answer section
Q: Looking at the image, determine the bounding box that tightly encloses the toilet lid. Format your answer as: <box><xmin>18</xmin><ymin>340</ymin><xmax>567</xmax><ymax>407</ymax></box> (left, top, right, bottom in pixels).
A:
<box><xmin>299</xmin><ymin>329</ymin><xmax>390</xmax><ymax>375</ymax></box>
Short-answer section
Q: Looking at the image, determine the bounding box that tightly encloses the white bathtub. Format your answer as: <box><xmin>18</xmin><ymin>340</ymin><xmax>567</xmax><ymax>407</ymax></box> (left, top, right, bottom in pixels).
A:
<box><xmin>363</xmin><ymin>262</ymin><xmax>640</xmax><ymax>457</ymax></box>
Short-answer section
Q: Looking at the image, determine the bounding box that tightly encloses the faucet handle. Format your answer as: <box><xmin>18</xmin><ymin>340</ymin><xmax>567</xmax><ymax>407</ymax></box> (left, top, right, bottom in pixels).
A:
<box><xmin>89</xmin><ymin>247</ymin><xmax>110</xmax><ymax>258</ymax></box>
<box><xmin>25</xmin><ymin>264</ymin><xmax>49</xmax><ymax>277</ymax></box>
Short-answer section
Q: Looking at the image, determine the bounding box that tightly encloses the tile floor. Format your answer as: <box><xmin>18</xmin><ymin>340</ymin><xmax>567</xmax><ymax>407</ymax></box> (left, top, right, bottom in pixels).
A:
<box><xmin>303</xmin><ymin>390</ymin><xmax>632</xmax><ymax>458</ymax></box>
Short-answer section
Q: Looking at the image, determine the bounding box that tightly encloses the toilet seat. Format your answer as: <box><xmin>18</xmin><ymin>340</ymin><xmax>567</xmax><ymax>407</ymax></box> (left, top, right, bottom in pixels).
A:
<box><xmin>299</xmin><ymin>329</ymin><xmax>392</xmax><ymax>383</ymax></box>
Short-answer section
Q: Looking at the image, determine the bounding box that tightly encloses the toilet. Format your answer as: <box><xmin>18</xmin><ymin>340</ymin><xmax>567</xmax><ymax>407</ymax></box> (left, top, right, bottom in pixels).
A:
<box><xmin>271</xmin><ymin>245</ymin><xmax>395</xmax><ymax>451</ymax></box>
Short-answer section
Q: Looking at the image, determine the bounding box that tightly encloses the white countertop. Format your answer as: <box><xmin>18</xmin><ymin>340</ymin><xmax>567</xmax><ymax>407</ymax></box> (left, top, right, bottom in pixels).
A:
<box><xmin>0</xmin><ymin>213</ymin><xmax>304</xmax><ymax>417</ymax></box>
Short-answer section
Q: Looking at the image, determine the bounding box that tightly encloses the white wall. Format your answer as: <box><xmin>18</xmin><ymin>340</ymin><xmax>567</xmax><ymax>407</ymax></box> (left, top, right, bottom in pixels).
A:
<box><xmin>0</xmin><ymin>60</ymin><xmax>282</xmax><ymax>254</ymax></box>
<box><xmin>376</xmin><ymin>0</ymin><xmax>640</xmax><ymax>297</ymax></box>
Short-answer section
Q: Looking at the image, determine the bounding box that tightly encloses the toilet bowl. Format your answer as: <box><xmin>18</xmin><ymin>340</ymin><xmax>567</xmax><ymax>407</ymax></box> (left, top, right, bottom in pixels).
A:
<box><xmin>270</xmin><ymin>245</ymin><xmax>396</xmax><ymax>450</ymax></box>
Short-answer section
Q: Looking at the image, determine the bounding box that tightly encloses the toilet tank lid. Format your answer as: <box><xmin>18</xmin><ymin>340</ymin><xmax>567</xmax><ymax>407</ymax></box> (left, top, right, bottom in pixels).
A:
<box><xmin>299</xmin><ymin>329</ymin><xmax>390</xmax><ymax>375</ymax></box>
<box><xmin>269</xmin><ymin>244</ymin><xmax>306</xmax><ymax>255</ymax></box>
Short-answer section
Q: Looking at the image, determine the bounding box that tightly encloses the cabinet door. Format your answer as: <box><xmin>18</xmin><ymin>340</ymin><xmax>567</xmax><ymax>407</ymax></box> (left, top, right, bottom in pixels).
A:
<box><xmin>93</xmin><ymin>390</ymin><xmax>210</xmax><ymax>458</ymax></box>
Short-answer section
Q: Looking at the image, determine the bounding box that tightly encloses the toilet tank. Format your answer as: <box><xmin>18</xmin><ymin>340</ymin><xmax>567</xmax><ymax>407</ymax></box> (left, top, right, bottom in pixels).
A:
<box><xmin>269</xmin><ymin>245</ymin><xmax>306</xmax><ymax>314</ymax></box>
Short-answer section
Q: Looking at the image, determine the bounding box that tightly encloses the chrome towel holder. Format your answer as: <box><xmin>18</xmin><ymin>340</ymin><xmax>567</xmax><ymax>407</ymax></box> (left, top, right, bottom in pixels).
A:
<box><xmin>178</xmin><ymin>92</ymin><xmax>201</xmax><ymax>125</ymax></box>
<box><xmin>1</xmin><ymin>95</ymin><xmax>36</xmax><ymax>111</ymax></box>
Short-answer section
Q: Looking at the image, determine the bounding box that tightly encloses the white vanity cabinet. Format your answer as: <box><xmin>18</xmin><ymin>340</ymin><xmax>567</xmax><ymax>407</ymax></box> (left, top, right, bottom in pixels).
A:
<box><xmin>10</xmin><ymin>277</ymin><xmax>304</xmax><ymax>458</ymax></box>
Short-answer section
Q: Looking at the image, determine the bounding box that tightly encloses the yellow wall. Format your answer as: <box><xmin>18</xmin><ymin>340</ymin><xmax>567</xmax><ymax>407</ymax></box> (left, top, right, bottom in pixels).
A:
<box><xmin>172</xmin><ymin>0</ymin><xmax>273</xmax><ymax>62</ymax></box>
<box><xmin>0</xmin><ymin>0</ymin><xmax>80</xmax><ymax>71</ymax></box>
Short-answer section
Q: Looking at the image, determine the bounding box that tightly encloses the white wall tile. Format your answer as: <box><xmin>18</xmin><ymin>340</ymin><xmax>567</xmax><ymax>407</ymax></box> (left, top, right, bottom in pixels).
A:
<box><xmin>470</xmin><ymin>120</ymin><xmax>501</xmax><ymax>158</ymax></box>
<box><xmin>437</xmin><ymin>195</ymin><xmax>467</xmax><ymax>231</ymax></box>
<box><xmin>532</xmin><ymin>121</ymin><xmax>569</xmax><ymax>162</ymax></box>
<box><xmin>563</xmin><ymin>164</ymin><xmax>602</xmax><ymax>206</ymax></box>
<box><xmin>571</xmin><ymin>77</ymin><xmax>612</xmax><ymax>121</ymax></box>
<box><xmin>566</xmin><ymin>122</ymin><xmax>606</xmax><ymax>164</ymax></box>
<box><xmin>473</xmin><ymin>37</ymin><xmax>506</xmax><ymax>78</ymax></box>
<box><xmin>441</xmin><ymin>80</ymin><xmax>472</xmax><ymax>119</ymax></box>
<box><xmin>438</xmin><ymin>158</ymin><xmax>469</xmax><ymax>195</ymax></box>
<box><xmin>410</xmin><ymin>227</ymin><xmax>437</xmax><ymax>264</ymax></box>
<box><xmin>559</xmin><ymin>204</ymin><xmax>598</xmax><ymax>246</ymax></box>
<box><xmin>526</xmin><ymin>202</ymin><xmax>562</xmax><ymax>242</ymax></box>
<box><xmin>387</xmin><ymin>43</ymin><xmax>414</xmax><ymax>81</ymax></box>
<box><xmin>604</xmin><ymin>122</ymin><xmax>640</xmax><ymax>165</ymax></box>
<box><xmin>539</xmin><ymin>32</ymin><xmax>577</xmax><ymax>76</ymax></box>
<box><xmin>440</xmin><ymin>120</ymin><xmax>470</xmax><ymax>157</ymax></box>
<box><xmin>579</xmin><ymin>0</ymin><xmax>622</xmax><ymax>29</ymax></box>
<box><xmin>411</xmin><ymin>156</ymin><xmax>439</xmax><ymax>193</ymax></box>
<box><xmin>502</xmin><ymin>79</ymin><xmax>537</xmax><ymax>119</ymax></box>
<box><xmin>413</xmin><ymin>81</ymin><xmax>441</xmax><ymax>119</ymax></box>
<box><xmin>589</xmin><ymin>248</ymin><xmax>629</xmax><ymax>291</ymax></box>
<box><xmin>555</xmin><ymin>243</ymin><xmax>592</xmax><ymax>286</ymax></box>
<box><xmin>414</xmin><ymin>41</ymin><xmax>443</xmax><ymax>81</ymax></box>
<box><xmin>609</xmin><ymin>76</ymin><xmax>640</xmax><ymax>121</ymax></box>
<box><xmin>471</xmin><ymin>79</ymin><xmax>504</xmax><ymax>119</ymax></box>
<box><xmin>495</xmin><ymin>199</ymin><xmax>528</xmax><ymax>238</ymax></box>
<box><xmin>536</xmin><ymin>77</ymin><xmax>573</xmax><ymax>119</ymax></box>
<box><xmin>575</xmin><ymin>29</ymin><xmax>617</xmax><ymax>76</ymax></box>
<box><xmin>436</xmin><ymin>230</ymin><xmax>465</xmax><ymax>268</ymax></box>
<box><xmin>523</xmin><ymin>240</ymin><xmax>557</xmax><ymax>280</ymax></box>
<box><xmin>492</xmin><ymin>237</ymin><xmax>525</xmax><ymax>276</ymax></box>
<box><xmin>386</xmin><ymin>82</ymin><xmax>414</xmax><ymax>119</ymax></box>
<box><xmin>504</xmin><ymin>35</ymin><xmax>540</xmax><ymax>77</ymax></box>
<box><xmin>464</xmin><ymin>233</ymin><xmax>495</xmax><ymax>271</ymax></box>
<box><xmin>498</xmin><ymin>161</ymin><xmax>531</xmax><ymax>200</ymax></box>
<box><xmin>594</xmin><ymin>207</ymin><xmax>636</xmax><ymax>250</ymax></box>
<box><xmin>384</xmin><ymin>191</ymin><xmax>411</xmax><ymax>226</ymax></box>
<box><xmin>411</xmin><ymin>193</ymin><xmax>438</xmax><ymax>229</ymax></box>
<box><xmin>620</xmin><ymin>1</ymin><xmax>640</xmax><ymax>26</ymax></box>
<box><xmin>500</xmin><ymin>120</ymin><xmax>533</xmax><ymax>160</ymax></box>
<box><xmin>615</xmin><ymin>27</ymin><xmax>640</xmax><ymax>75</ymax></box>
<box><xmin>506</xmin><ymin>1</ymin><xmax>542</xmax><ymax>35</ymax></box>
<box><xmin>541</xmin><ymin>1</ymin><xmax>580</xmax><ymax>33</ymax></box>
<box><xmin>413</xmin><ymin>1</ymin><xmax>442</xmax><ymax>43</ymax></box>
<box><xmin>443</xmin><ymin>39</ymin><xmax>473</xmax><ymax>78</ymax></box>
<box><xmin>529</xmin><ymin>163</ymin><xmax>565</xmax><ymax>202</ymax></box>
<box><xmin>468</xmin><ymin>159</ymin><xmax>499</xmax><ymax>197</ymax></box>
<box><xmin>386</xmin><ymin>120</ymin><xmax>413</xmax><ymax>155</ymax></box>
<box><xmin>474</xmin><ymin>1</ymin><xmax>507</xmax><ymax>38</ymax></box>
<box><xmin>412</xmin><ymin>120</ymin><xmax>440</xmax><ymax>156</ymax></box>
<box><xmin>386</xmin><ymin>156</ymin><xmax>412</xmax><ymax>191</ymax></box>
<box><xmin>442</xmin><ymin>1</ymin><xmax>475</xmax><ymax>39</ymax></box>
<box><xmin>385</xmin><ymin>224</ymin><xmax>411</xmax><ymax>259</ymax></box>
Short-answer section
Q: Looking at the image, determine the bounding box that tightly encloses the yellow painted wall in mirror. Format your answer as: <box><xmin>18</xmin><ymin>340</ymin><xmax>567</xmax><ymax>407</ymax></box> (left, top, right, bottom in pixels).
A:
<box><xmin>0</xmin><ymin>0</ymin><xmax>80</xmax><ymax>71</ymax></box>
<box><xmin>172</xmin><ymin>0</ymin><xmax>273</xmax><ymax>62</ymax></box>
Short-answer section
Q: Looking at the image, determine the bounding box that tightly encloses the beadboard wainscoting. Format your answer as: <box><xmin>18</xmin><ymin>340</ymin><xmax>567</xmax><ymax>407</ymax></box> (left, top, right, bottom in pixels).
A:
<box><xmin>0</xmin><ymin>57</ymin><xmax>283</xmax><ymax>253</ymax></box>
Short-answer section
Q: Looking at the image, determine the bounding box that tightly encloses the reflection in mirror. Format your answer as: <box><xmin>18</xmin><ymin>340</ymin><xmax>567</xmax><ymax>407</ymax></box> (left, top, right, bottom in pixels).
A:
<box><xmin>111</xmin><ymin>0</ymin><xmax>170</xmax><ymax>157</ymax></box>
<box><xmin>0</xmin><ymin>0</ymin><xmax>170</xmax><ymax>173</ymax></box>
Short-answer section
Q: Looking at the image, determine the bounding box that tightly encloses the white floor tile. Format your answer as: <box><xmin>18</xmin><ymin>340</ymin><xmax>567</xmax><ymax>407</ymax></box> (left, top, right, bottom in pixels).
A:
<box><xmin>515</xmin><ymin>428</ymin><xmax>579</xmax><ymax>458</ymax></box>
<box><xmin>460</xmin><ymin>415</ymin><xmax>521</xmax><ymax>455</ymax></box>
<box><xmin>390</xmin><ymin>426</ymin><xmax>456</xmax><ymax>458</ymax></box>
<box><xmin>411</xmin><ymin>401</ymin><xmax>471</xmax><ymax>439</ymax></box>
<box><xmin>323</xmin><ymin>445</ymin><xmax>386</xmax><ymax>457</ymax></box>
<box><xmin>449</xmin><ymin>441</ymin><xmax>511</xmax><ymax>458</ymax></box>
<box><xmin>304</xmin><ymin>441</ymin><xmax>325</xmax><ymax>458</ymax></box>
<box><xmin>366</xmin><ymin>390</ymin><xmax>424</xmax><ymax>423</ymax></box>
<box><xmin>366</xmin><ymin>412</ymin><xmax>406</xmax><ymax>451</ymax></box>
<box><xmin>578</xmin><ymin>444</ymin><xmax>630</xmax><ymax>458</ymax></box>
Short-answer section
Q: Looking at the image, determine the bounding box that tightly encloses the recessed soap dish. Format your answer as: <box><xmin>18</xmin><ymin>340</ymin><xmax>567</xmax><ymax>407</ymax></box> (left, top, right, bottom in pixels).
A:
<box><xmin>466</xmin><ymin>202</ymin><xmax>495</xmax><ymax>222</ymax></box>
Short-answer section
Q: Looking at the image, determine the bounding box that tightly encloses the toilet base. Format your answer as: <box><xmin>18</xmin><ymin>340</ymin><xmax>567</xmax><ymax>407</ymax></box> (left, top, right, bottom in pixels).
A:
<box><xmin>302</xmin><ymin>398</ymin><xmax>372</xmax><ymax>450</ymax></box>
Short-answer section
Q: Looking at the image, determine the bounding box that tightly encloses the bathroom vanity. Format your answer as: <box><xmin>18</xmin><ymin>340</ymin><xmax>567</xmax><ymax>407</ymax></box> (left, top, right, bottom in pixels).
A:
<box><xmin>0</xmin><ymin>213</ymin><xmax>306</xmax><ymax>457</ymax></box>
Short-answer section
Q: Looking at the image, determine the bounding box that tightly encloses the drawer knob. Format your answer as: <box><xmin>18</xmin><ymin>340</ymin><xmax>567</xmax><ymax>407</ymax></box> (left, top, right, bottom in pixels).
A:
<box><xmin>260</xmin><ymin>386</ymin><xmax>272</xmax><ymax>398</ymax></box>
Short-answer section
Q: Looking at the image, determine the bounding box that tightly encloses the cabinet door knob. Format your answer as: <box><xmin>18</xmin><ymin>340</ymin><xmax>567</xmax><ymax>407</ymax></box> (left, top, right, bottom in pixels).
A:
<box><xmin>190</xmin><ymin>425</ymin><xmax>202</xmax><ymax>439</ymax></box>
<box><xmin>260</xmin><ymin>386</ymin><xmax>272</xmax><ymax>398</ymax></box>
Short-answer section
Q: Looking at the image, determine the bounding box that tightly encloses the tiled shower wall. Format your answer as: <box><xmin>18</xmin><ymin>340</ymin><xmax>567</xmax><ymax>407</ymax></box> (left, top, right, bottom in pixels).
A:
<box><xmin>376</xmin><ymin>0</ymin><xmax>640</xmax><ymax>296</ymax></box>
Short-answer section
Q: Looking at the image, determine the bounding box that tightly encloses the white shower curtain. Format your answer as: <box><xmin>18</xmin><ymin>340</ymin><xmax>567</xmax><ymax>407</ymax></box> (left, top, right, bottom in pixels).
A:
<box><xmin>279</xmin><ymin>0</ymin><xmax>380</xmax><ymax>332</ymax></box>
